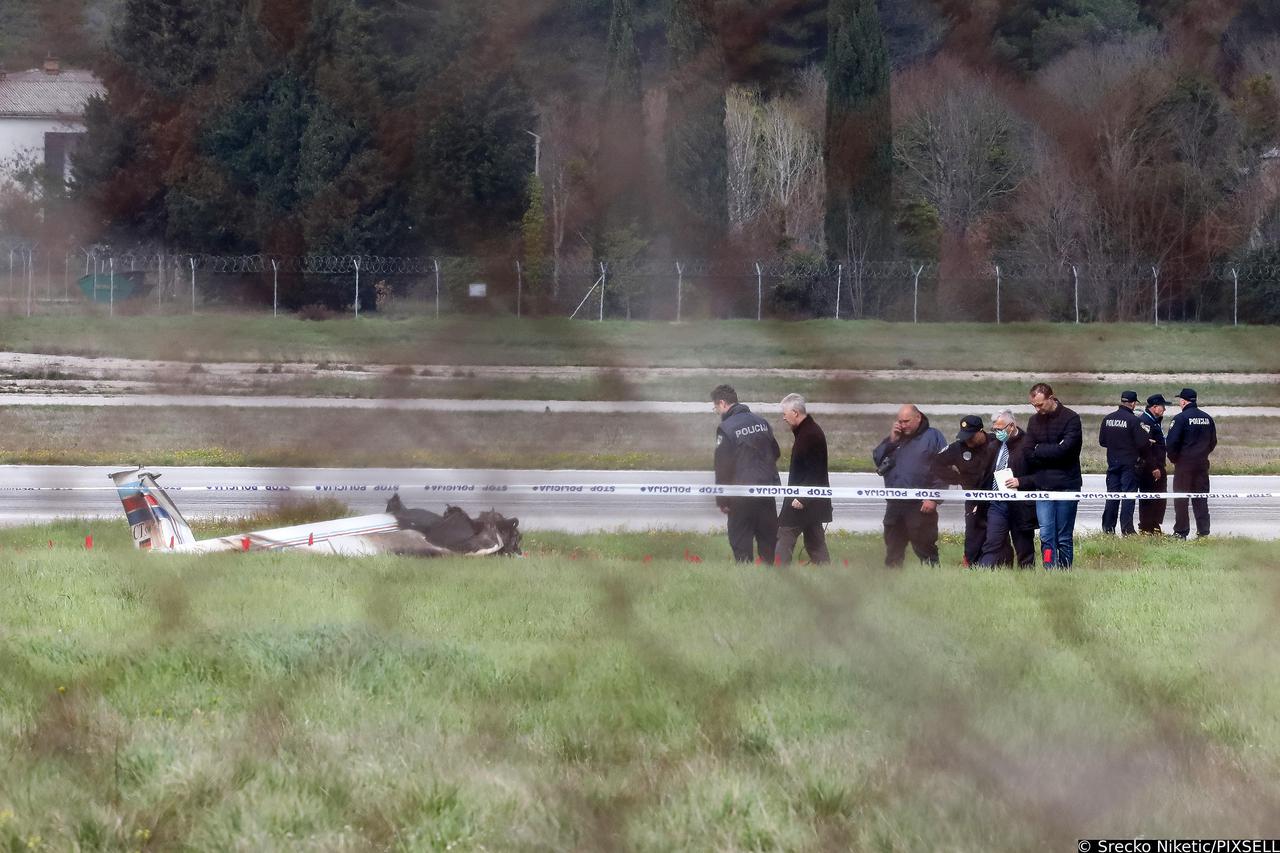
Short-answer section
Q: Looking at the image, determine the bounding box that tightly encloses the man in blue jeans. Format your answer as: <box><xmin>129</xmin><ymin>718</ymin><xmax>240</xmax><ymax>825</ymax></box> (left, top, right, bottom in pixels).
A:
<box><xmin>1024</xmin><ymin>383</ymin><xmax>1083</xmax><ymax>569</ymax></box>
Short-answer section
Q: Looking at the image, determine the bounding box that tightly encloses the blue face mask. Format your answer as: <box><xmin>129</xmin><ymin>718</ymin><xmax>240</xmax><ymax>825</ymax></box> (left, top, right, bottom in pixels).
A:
<box><xmin>995</xmin><ymin>429</ymin><xmax>1010</xmax><ymax>443</ymax></box>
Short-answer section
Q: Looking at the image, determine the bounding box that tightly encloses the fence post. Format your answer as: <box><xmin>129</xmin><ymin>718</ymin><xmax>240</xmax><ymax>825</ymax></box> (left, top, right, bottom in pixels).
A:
<box><xmin>433</xmin><ymin>258</ymin><xmax>440</xmax><ymax>319</ymax></box>
<box><xmin>675</xmin><ymin>261</ymin><xmax>683</xmax><ymax>323</ymax></box>
<box><xmin>26</xmin><ymin>246</ymin><xmax>35</xmax><ymax>317</ymax></box>
<box><xmin>1071</xmin><ymin>264</ymin><xmax>1079</xmax><ymax>324</ymax></box>
<box><xmin>599</xmin><ymin>262</ymin><xmax>606</xmax><ymax>321</ymax></box>
<box><xmin>109</xmin><ymin>256</ymin><xmax>115</xmax><ymax>318</ymax></box>
<box><xmin>1152</xmin><ymin>265</ymin><xmax>1159</xmax><ymax>327</ymax></box>
<box><xmin>515</xmin><ymin>260</ymin><xmax>522</xmax><ymax>318</ymax></box>
<box><xmin>190</xmin><ymin>256</ymin><xmax>196</xmax><ymax>314</ymax></box>
<box><xmin>271</xmin><ymin>258</ymin><xmax>279</xmax><ymax>318</ymax></box>
<box><xmin>994</xmin><ymin>264</ymin><xmax>1001</xmax><ymax>325</ymax></box>
<box><xmin>912</xmin><ymin>263</ymin><xmax>924</xmax><ymax>324</ymax></box>
<box><xmin>352</xmin><ymin>256</ymin><xmax>361</xmax><ymax>318</ymax></box>
<box><xmin>63</xmin><ymin>252</ymin><xmax>68</xmax><ymax>302</ymax></box>
<box><xmin>835</xmin><ymin>262</ymin><xmax>842</xmax><ymax>320</ymax></box>
<box><xmin>157</xmin><ymin>250</ymin><xmax>163</xmax><ymax>311</ymax></box>
<box><xmin>755</xmin><ymin>262</ymin><xmax>762</xmax><ymax>321</ymax></box>
<box><xmin>1231</xmin><ymin>266</ymin><xmax>1239</xmax><ymax>327</ymax></box>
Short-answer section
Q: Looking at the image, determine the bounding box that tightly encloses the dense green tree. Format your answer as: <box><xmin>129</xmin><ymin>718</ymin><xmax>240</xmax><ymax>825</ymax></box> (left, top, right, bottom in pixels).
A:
<box><xmin>824</xmin><ymin>0</ymin><xmax>892</xmax><ymax>258</ymax></box>
<box><xmin>411</xmin><ymin>56</ymin><xmax>536</xmax><ymax>254</ymax></box>
<box><xmin>665</xmin><ymin>0</ymin><xmax>728</xmax><ymax>251</ymax></box>
<box><xmin>520</xmin><ymin>173</ymin><xmax>551</xmax><ymax>309</ymax></box>
<box><xmin>600</xmin><ymin>0</ymin><xmax>647</xmax><ymax>235</ymax></box>
<box><xmin>991</xmin><ymin>0</ymin><xmax>1150</xmax><ymax>71</ymax></box>
<box><xmin>719</xmin><ymin>0</ymin><xmax>827</xmax><ymax>91</ymax></box>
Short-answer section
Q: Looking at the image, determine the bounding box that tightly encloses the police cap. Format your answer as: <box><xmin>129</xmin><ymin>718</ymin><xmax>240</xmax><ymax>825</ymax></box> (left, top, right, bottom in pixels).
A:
<box><xmin>1146</xmin><ymin>394</ymin><xmax>1170</xmax><ymax>407</ymax></box>
<box><xmin>1120</xmin><ymin>390</ymin><xmax>1138</xmax><ymax>403</ymax></box>
<box><xmin>1177</xmin><ymin>387</ymin><xmax>1197</xmax><ymax>402</ymax></box>
<box><xmin>956</xmin><ymin>414</ymin><xmax>983</xmax><ymax>441</ymax></box>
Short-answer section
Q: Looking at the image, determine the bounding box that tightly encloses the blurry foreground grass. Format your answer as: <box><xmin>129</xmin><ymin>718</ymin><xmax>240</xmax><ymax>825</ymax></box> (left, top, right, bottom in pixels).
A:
<box><xmin>1</xmin><ymin>518</ymin><xmax>1279</xmax><ymax>850</ymax></box>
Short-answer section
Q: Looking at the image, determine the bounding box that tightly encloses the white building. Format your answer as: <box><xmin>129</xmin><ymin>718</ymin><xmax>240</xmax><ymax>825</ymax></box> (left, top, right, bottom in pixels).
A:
<box><xmin>0</xmin><ymin>57</ymin><xmax>104</xmax><ymax>188</ymax></box>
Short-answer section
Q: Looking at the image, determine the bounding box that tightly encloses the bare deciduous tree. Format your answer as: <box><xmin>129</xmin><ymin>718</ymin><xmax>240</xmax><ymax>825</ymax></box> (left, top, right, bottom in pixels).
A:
<box><xmin>725</xmin><ymin>86</ymin><xmax>765</xmax><ymax>232</ymax></box>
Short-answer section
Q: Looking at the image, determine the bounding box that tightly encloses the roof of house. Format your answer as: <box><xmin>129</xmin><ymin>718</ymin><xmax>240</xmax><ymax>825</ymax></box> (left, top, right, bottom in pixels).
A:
<box><xmin>0</xmin><ymin>68</ymin><xmax>104</xmax><ymax>119</ymax></box>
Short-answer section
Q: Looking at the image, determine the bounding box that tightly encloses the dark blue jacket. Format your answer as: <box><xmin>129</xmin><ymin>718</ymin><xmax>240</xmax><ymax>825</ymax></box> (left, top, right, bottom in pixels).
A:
<box><xmin>714</xmin><ymin>403</ymin><xmax>781</xmax><ymax>508</ymax></box>
<box><xmin>1166</xmin><ymin>403</ymin><xmax>1217</xmax><ymax>467</ymax></box>
<box><xmin>1098</xmin><ymin>406</ymin><xmax>1147</xmax><ymax>467</ymax></box>
<box><xmin>872</xmin><ymin>415</ymin><xmax>946</xmax><ymax>490</ymax></box>
<box><xmin>1139</xmin><ymin>410</ymin><xmax>1166</xmax><ymax>470</ymax></box>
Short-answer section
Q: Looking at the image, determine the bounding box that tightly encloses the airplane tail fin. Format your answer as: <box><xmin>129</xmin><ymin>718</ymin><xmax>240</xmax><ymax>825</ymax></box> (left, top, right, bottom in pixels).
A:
<box><xmin>109</xmin><ymin>467</ymin><xmax>196</xmax><ymax>551</ymax></box>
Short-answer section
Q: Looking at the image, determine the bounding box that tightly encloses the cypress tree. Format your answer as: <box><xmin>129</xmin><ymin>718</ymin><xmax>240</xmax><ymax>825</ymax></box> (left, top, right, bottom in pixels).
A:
<box><xmin>601</xmin><ymin>0</ymin><xmax>646</xmax><ymax>235</ymax></box>
<box><xmin>665</xmin><ymin>0</ymin><xmax>728</xmax><ymax>252</ymax></box>
<box><xmin>824</xmin><ymin>0</ymin><xmax>891</xmax><ymax>258</ymax></box>
<box><xmin>521</xmin><ymin>173</ymin><xmax>550</xmax><ymax>310</ymax></box>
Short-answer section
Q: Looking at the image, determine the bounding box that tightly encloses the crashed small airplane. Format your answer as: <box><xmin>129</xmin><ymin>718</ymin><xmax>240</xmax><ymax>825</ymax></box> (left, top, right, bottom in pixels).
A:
<box><xmin>110</xmin><ymin>467</ymin><xmax>522</xmax><ymax>557</ymax></box>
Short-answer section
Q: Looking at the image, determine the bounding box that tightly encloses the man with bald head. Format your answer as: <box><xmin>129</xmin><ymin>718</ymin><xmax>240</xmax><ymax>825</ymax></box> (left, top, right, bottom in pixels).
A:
<box><xmin>872</xmin><ymin>404</ymin><xmax>946</xmax><ymax>567</ymax></box>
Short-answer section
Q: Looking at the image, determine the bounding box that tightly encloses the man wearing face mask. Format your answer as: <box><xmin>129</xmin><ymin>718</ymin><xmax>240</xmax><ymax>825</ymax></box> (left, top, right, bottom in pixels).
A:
<box><xmin>979</xmin><ymin>410</ymin><xmax>1037</xmax><ymax>568</ymax></box>
<box><xmin>931</xmin><ymin>414</ymin><xmax>998</xmax><ymax>567</ymax></box>
<box><xmin>1137</xmin><ymin>394</ymin><xmax>1170</xmax><ymax>534</ymax></box>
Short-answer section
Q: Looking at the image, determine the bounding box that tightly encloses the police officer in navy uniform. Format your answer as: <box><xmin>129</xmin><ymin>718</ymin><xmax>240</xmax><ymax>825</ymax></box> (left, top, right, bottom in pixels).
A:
<box><xmin>1137</xmin><ymin>393</ymin><xmax>1170</xmax><ymax>534</ymax></box>
<box><xmin>1166</xmin><ymin>387</ymin><xmax>1217</xmax><ymax>539</ymax></box>
<box><xmin>1098</xmin><ymin>389</ymin><xmax>1147</xmax><ymax>536</ymax></box>
<box><xmin>711</xmin><ymin>384</ymin><xmax>781</xmax><ymax>562</ymax></box>
<box><xmin>931</xmin><ymin>415</ymin><xmax>998</xmax><ymax>566</ymax></box>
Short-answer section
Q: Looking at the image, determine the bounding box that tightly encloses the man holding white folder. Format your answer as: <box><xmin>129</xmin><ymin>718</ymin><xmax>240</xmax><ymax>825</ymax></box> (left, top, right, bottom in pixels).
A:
<box><xmin>978</xmin><ymin>410</ymin><xmax>1037</xmax><ymax>568</ymax></box>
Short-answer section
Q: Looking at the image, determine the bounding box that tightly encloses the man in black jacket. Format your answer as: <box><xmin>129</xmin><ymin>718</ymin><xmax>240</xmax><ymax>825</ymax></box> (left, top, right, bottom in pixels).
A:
<box><xmin>1098</xmin><ymin>390</ymin><xmax>1147</xmax><ymax>536</ymax></box>
<box><xmin>979</xmin><ymin>409</ymin><xmax>1038</xmax><ymax>568</ymax></box>
<box><xmin>1166</xmin><ymin>387</ymin><xmax>1217</xmax><ymax>539</ymax></box>
<box><xmin>712</xmin><ymin>384</ymin><xmax>781</xmax><ymax>562</ymax></box>
<box><xmin>1137</xmin><ymin>394</ymin><xmax>1169</xmax><ymax>534</ymax></box>
<box><xmin>1025</xmin><ymin>383</ymin><xmax>1083</xmax><ymax>569</ymax></box>
<box><xmin>932</xmin><ymin>414</ymin><xmax>999</xmax><ymax>566</ymax></box>
<box><xmin>776</xmin><ymin>393</ymin><xmax>831</xmax><ymax>565</ymax></box>
<box><xmin>872</xmin><ymin>405</ymin><xmax>946</xmax><ymax>567</ymax></box>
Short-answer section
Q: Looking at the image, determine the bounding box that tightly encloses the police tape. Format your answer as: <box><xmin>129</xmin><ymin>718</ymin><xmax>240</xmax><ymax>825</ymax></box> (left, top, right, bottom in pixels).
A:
<box><xmin>0</xmin><ymin>482</ymin><xmax>1268</xmax><ymax>501</ymax></box>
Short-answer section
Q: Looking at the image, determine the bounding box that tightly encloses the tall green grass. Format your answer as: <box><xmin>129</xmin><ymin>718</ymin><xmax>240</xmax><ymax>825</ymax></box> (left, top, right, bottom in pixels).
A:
<box><xmin>1</xmin><ymin>522</ymin><xmax>1278</xmax><ymax>850</ymax></box>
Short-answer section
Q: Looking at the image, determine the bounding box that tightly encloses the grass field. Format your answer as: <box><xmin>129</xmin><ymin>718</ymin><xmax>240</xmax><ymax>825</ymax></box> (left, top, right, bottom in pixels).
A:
<box><xmin>1</xmin><ymin>512</ymin><xmax>1279</xmax><ymax>851</ymax></box>
<box><xmin>2</xmin><ymin>315</ymin><xmax>1277</xmax><ymax>373</ymax></box>
<box><xmin>101</xmin><ymin>372</ymin><xmax>1280</xmax><ymax>407</ymax></box>
<box><xmin>3</xmin><ymin>405</ymin><xmax>1279</xmax><ymax>474</ymax></box>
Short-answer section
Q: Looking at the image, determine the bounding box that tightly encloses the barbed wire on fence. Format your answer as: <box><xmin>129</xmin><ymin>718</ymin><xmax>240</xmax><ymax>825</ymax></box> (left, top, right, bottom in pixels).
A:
<box><xmin>3</xmin><ymin>238</ymin><xmax>1279</xmax><ymax>281</ymax></box>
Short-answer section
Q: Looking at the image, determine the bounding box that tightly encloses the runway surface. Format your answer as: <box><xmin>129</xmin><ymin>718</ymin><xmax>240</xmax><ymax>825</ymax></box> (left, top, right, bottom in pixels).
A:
<box><xmin>2</xmin><ymin>466</ymin><xmax>1275</xmax><ymax>539</ymax></box>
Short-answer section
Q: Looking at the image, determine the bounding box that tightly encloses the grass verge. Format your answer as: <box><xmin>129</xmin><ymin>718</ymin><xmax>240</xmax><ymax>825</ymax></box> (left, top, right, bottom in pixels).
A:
<box><xmin>1</xmin><ymin>514</ymin><xmax>1278</xmax><ymax>850</ymax></box>
<box><xmin>2</xmin><ymin>315</ymin><xmax>1278</xmax><ymax>373</ymax></box>
<box><xmin>2</xmin><ymin>406</ymin><xmax>1279</xmax><ymax>473</ymax></box>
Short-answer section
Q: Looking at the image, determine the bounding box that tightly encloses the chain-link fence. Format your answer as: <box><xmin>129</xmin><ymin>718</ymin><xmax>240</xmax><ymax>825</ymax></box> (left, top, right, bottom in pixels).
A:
<box><xmin>0</xmin><ymin>240</ymin><xmax>1275</xmax><ymax>323</ymax></box>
